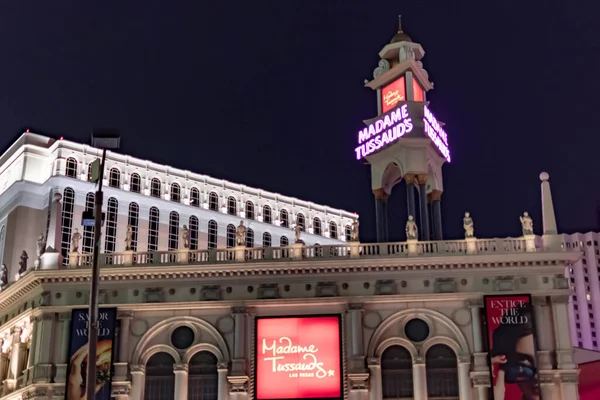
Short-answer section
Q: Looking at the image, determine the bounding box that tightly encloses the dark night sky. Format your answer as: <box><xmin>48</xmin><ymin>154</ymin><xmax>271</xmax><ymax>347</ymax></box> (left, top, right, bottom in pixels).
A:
<box><xmin>1</xmin><ymin>1</ymin><xmax>598</xmax><ymax>242</ymax></box>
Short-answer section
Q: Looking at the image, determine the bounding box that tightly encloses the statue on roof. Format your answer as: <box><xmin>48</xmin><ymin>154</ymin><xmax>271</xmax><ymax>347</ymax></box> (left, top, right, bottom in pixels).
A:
<box><xmin>294</xmin><ymin>224</ymin><xmax>302</xmax><ymax>244</ymax></box>
<box><xmin>406</xmin><ymin>215</ymin><xmax>418</xmax><ymax>241</ymax></box>
<box><xmin>520</xmin><ymin>212</ymin><xmax>534</xmax><ymax>236</ymax></box>
<box><xmin>236</xmin><ymin>221</ymin><xmax>247</xmax><ymax>247</ymax></box>
<box><xmin>125</xmin><ymin>225</ymin><xmax>133</xmax><ymax>251</ymax></box>
<box><xmin>463</xmin><ymin>212</ymin><xmax>474</xmax><ymax>238</ymax></box>
<box><xmin>350</xmin><ymin>220</ymin><xmax>360</xmax><ymax>242</ymax></box>
<box><xmin>71</xmin><ymin>229</ymin><xmax>82</xmax><ymax>253</ymax></box>
<box><xmin>181</xmin><ymin>225</ymin><xmax>190</xmax><ymax>249</ymax></box>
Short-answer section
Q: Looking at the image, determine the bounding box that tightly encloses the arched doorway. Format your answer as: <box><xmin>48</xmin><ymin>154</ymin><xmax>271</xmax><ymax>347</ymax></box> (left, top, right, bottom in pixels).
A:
<box><xmin>144</xmin><ymin>352</ymin><xmax>175</xmax><ymax>400</ymax></box>
<box><xmin>381</xmin><ymin>345</ymin><xmax>413</xmax><ymax>399</ymax></box>
<box><xmin>425</xmin><ymin>344</ymin><xmax>458</xmax><ymax>398</ymax></box>
<box><xmin>188</xmin><ymin>351</ymin><xmax>218</xmax><ymax>400</ymax></box>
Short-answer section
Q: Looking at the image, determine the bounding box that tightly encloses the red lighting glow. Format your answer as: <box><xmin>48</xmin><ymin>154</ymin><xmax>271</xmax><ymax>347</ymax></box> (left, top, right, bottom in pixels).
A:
<box><xmin>60</xmin><ymin>136</ymin><xmax>64</xmax><ymax>140</ymax></box>
<box><xmin>255</xmin><ymin>316</ymin><xmax>342</xmax><ymax>400</ymax></box>
<box><xmin>381</xmin><ymin>77</ymin><xmax>406</xmax><ymax>113</ymax></box>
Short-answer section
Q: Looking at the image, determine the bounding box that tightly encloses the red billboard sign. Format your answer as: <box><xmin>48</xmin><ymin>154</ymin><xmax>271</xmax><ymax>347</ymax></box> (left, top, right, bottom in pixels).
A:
<box><xmin>255</xmin><ymin>316</ymin><xmax>342</xmax><ymax>400</ymax></box>
<box><xmin>381</xmin><ymin>77</ymin><xmax>406</xmax><ymax>113</ymax></box>
<box><xmin>484</xmin><ymin>295</ymin><xmax>542</xmax><ymax>400</ymax></box>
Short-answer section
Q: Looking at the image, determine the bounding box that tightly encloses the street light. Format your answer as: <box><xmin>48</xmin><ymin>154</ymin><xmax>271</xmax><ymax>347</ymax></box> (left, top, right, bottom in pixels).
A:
<box><xmin>86</xmin><ymin>129</ymin><xmax>120</xmax><ymax>400</ymax></box>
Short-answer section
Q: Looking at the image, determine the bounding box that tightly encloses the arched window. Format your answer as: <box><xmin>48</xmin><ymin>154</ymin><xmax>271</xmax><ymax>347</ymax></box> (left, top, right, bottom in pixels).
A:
<box><xmin>208</xmin><ymin>192</ymin><xmax>219</xmax><ymax>211</ymax></box>
<box><xmin>381</xmin><ymin>346</ymin><xmax>413</xmax><ymax>399</ymax></box>
<box><xmin>280</xmin><ymin>209</ymin><xmax>289</xmax><ymax>228</ymax></box>
<box><xmin>82</xmin><ymin>193</ymin><xmax>95</xmax><ymax>254</ymax></box>
<box><xmin>189</xmin><ymin>216</ymin><xmax>199</xmax><ymax>250</ymax></box>
<box><xmin>263</xmin><ymin>205</ymin><xmax>272</xmax><ymax>224</ymax></box>
<box><xmin>170</xmin><ymin>183</ymin><xmax>181</xmax><ymax>203</ymax></box>
<box><xmin>188</xmin><ymin>351</ymin><xmax>218</xmax><ymax>400</ymax></box>
<box><xmin>150</xmin><ymin>178</ymin><xmax>161</xmax><ymax>198</ymax></box>
<box><xmin>109</xmin><ymin>168</ymin><xmax>120</xmax><ymax>188</ymax></box>
<box><xmin>246</xmin><ymin>228</ymin><xmax>254</xmax><ymax>248</ymax></box>
<box><xmin>207</xmin><ymin>220</ymin><xmax>218</xmax><ymax>249</ymax></box>
<box><xmin>127</xmin><ymin>203</ymin><xmax>139</xmax><ymax>251</ymax></box>
<box><xmin>345</xmin><ymin>225</ymin><xmax>352</xmax><ymax>241</ymax></box>
<box><xmin>60</xmin><ymin>188</ymin><xmax>75</xmax><ymax>265</ymax></box>
<box><xmin>263</xmin><ymin>232</ymin><xmax>272</xmax><ymax>247</ymax></box>
<box><xmin>296</xmin><ymin>213</ymin><xmax>305</xmax><ymax>231</ymax></box>
<box><xmin>169</xmin><ymin>211</ymin><xmax>180</xmax><ymax>250</ymax></box>
<box><xmin>148</xmin><ymin>207</ymin><xmax>160</xmax><ymax>251</ymax></box>
<box><xmin>144</xmin><ymin>352</ymin><xmax>175</xmax><ymax>400</ymax></box>
<box><xmin>65</xmin><ymin>158</ymin><xmax>78</xmax><ymax>178</ymax></box>
<box><xmin>245</xmin><ymin>201</ymin><xmax>255</xmax><ymax>219</ymax></box>
<box><xmin>190</xmin><ymin>187</ymin><xmax>200</xmax><ymax>207</ymax></box>
<box><xmin>280</xmin><ymin>236</ymin><xmax>289</xmax><ymax>246</ymax></box>
<box><xmin>226</xmin><ymin>224</ymin><xmax>236</xmax><ymax>248</ymax></box>
<box><xmin>227</xmin><ymin>197</ymin><xmax>237</xmax><ymax>215</ymax></box>
<box><xmin>130</xmin><ymin>173</ymin><xmax>141</xmax><ymax>193</ymax></box>
<box><xmin>426</xmin><ymin>344</ymin><xmax>458</xmax><ymax>398</ymax></box>
<box><xmin>104</xmin><ymin>198</ymin><xmax>118</xmax><ymax>253</ymax></box>
<box><xmin>329</xmin><ymin>221</ymin><xmax>338</xmax><ymax>239</ymax></box>
<box><xmin>313</xmin><ymin>217</ymin><xmax>322</xmax><ymax>235</ymax></box>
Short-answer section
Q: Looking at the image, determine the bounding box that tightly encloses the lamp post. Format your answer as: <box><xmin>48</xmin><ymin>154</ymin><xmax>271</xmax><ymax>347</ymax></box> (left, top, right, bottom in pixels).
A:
<box><xmin>86</xmin><ymin>130</ymin><xmax>120</xmax><ymax>400</ymax></box>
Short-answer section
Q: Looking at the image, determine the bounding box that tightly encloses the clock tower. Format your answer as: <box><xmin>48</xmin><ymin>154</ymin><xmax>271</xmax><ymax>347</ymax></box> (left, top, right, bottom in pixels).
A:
<box><xmin>356</xmin><ymin>18</ymin><xmax>450</xmax><ymax>242</ymax></box>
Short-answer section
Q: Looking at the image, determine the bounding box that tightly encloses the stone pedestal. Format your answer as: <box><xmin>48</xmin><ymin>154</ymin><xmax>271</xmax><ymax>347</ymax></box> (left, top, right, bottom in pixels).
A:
<box><xmin>348</xmin><ymin>373</ymin><xmax>369</xmax><ymax>400</ymax></box>
<box><xmin>349</xmin><ymin>241</ymin><xmax>360</xmax><ymax>258</ymax></box>
<box><xmin>68</xmin><ymin>252</ymin><xmax>79</xmax><ymax>268</ymax></box>
<box><xmin>40</xmin><ymin>250</ymin><xmax>62</xmax><ymax>270</ymax></box>
<box><xmin>466</xmin><ymin>237</ymin><xmax>478</xmax><ymax>255</ymax></box>
<box><xmin>525</xmin><ymin>234</ymin><xmax>537</xmax><ymax>252</ymax></box>
<box><xmin>234</xmin><ymin>246</ymin><xmax>246</xmax><ymax>262</ymax></box>
<box><xmin>177</xmin><ymin>249</ymin><xmax>190</xmax><ymax>264</ymax></box>
<box><xmin>407</xmin><ymin>239</ymin><xmax>418</xmax><ymax>256</ymax></box>
<box><xmin>122</xmin><ymin>250</ymin><xmax>134</xmax><ymax>267</ymax></box>
<box><xmin>292</xmin><ymin>243</ymin><xmax>303</xmax><ymax>260</ymax></box>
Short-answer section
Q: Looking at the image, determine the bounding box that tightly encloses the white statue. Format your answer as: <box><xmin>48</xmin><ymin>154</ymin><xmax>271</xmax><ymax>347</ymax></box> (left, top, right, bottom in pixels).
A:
<box><xmin>0</xmin><ymin>264</ymin><xmax>7</xmax><ymax>288</ymax></box>
<box><xmin>520</xmin><ymin>212</ymin><xmax>534</xmax><ymax>236</ymax></box>
<box><xmin>181</xmin><ymin>225</ymin><xmax>190</xmax><ymax>249</ymax></box>
<box><xmin>463</xmin><ymin>212</ymin><xmax>474</xmax><ymax>238</ymax></box>
<box><xmin>124</xmin><ymin>225</ymin><xmax>133</xmax><ymax>251</ymax></box>
<box><xmin>236</xmin><ymin>221</ymin><xmax>247</xmax><ymax>246</ymax></box>
<box><xmin>406</xmin><ymin>215</ymin><xmax>418</xmax><ymax>240</ymax></box>
<box><xmin>350</xmin><ymin>220</ymin><xmax>359</xmax><ymax>242</ymax></box>
<box><xmin>36</xmin><ymin>234</ymin><xmax>46</xmax><ymax>258</ymax></box>
<box><xmin>71</xmin><ymin>229</ymin><xmax>82</xmax><ymax>253</ymax></box>
<box><xmin>293</xmin><ymin>224</ymin><xmax>302</xmax><ymax>243</ymax></box>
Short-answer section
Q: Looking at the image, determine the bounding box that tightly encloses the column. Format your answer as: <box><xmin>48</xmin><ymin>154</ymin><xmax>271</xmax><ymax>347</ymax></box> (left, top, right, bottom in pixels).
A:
<box><xmin>174</xmin><ymin>364</ymin><xmax>189</xmax><ymax>400</ymax></box>
<box><xmin>533</xmin><ymin>297</ymin><xmax>554</xmax><ymax>370</ymax></box>
<box><xmin>412</xmin><ymin>358</ymin><xmax>428</xmax><ymax>400</ymax></box>
<box><xmin>367</xmin><ymin>358</ymin><xmax>381</xmax><ymax>400</ymax></box>
<box><xmin>54</xmin><ymin>312</ymin><xmax>72</xmax><ymax>384</ymax></box>
<box><xmin>231</xmin><ymin>307</ymin><xmax>247</xmax><ymax>374</ymax></box>
<box><xmin>458</xmin><ymin>358</ymin><xmax>473</xmax><ymax>400</ymax></box>
<box><xmin>32</xmin><ymin>313</ymin><xmax>54</xmax><ymax>383</ymax></box>
<box><xmin>551</xmin><ymin>295</ymin><xmax>576</xmax><ymax>369</ymax></box>
<box><xmin>430</xmin><ymin>190</ymin><xmax>443</xmax><ymax>240</ymax></box>
<box><xmin>468</xmin><ymin>300</ymin><xmax>488</xmax><ymax>400</ymax></box>
<box><xmin>218</xmin><ymin>363</ymin><xmax>229</xmax><ymax>400</ymax></box>
<box><xmin>348</xmin><ymin>304</ymin><xmax>368</xmax><ymax>400</ymax></box>
<box><xmin>348</xmin><ymin>304</ymin><xmax>364</xmax><ymax>361</ymax></box>
<box><xmin>114</xmin><ymin>311</ymin><xmax>134</xmax><ymax>381</ymax></box>
<box><xmin>417</xmin><ymin>175</ymin><xmax>430</xmax><ymax>241</ymax></box>
<box><xmin>130</xmin><ymin>365</ymin><xmax>145</xmax><ymax>400</ymax></box>
<box><xmin>404</xmin><ymin>174</ymin><xmax>417</xmax><ymax>220</ymax></box>
<box><xmin>373</xmin><ymin>189</ymin><xmax>388</xmax><ymax>243</ymax></box>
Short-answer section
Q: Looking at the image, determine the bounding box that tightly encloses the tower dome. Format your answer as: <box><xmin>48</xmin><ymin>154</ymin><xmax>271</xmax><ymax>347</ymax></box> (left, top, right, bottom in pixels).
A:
<box><xmin>390</xmin><ymin>15</ymin><xmax>412</xmax><ymax>43</ymax></box>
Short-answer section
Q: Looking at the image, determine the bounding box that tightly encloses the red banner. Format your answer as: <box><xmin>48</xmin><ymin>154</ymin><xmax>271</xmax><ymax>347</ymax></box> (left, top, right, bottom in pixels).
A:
<box><xmin>484</xmin><ymin>295</ymin><xmax>542</xmax><ymax>400</ymax></box>
<box><xmin>255</xmin><ymin>316</ymin><xmax>342</xmax><ymax>400</ymax></box>
<box><xmin>381</xmin><ymin>77</ymin><xmax>406</xmax><ymax>113</ymax></box>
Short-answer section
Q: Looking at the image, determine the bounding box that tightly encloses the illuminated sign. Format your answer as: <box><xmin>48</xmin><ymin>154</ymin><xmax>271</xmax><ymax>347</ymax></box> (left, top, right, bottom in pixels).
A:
<box><xmin>354</xmin><ymin>103</ymin><xmax>451</xmax><ymax>162</ymax></box>
<box><xmin>381</xmin><ymin>77</ymin><xmax>406</xmax><ymax>113</ymax></box>
<box><xmin>255</xmin><ymin>316</ymin><xmax>342</xmax><ymax>400</ymax></box>
<box><xmin>412</xmin><ymin>77</ymin><xmax>424</xmax><ymax>102</ymax></box>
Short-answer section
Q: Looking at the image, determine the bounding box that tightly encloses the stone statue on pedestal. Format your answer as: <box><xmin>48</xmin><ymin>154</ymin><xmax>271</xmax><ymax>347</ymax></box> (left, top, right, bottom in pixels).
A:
<box><xmin>406</xmin><ymin>215</ymin><xmax>418</xmax><ymax>240</ymax></box>
<box><xmin>520</xmin><ymin>212</ymin><xmax>534</xmax><ymax>236</ymax></box>
<box><xmin>71</xmin><ymin>229</ymin><xmax>82</xmax><ymax>253</ymax></box>
<box><xmin>463</xmin><ymin>212</ymin><xmax>474</xmax><ymax>238</ymax></box>
<box><xmin>125</xmin><ymin>225</ymin><xmax>133</xmax><ymax>251</ymax></box>
<box><xmin>294</xmin><ymin>224</ymin><xmax>302</xmax><ymax>243</ymax></box>
<box><xmin>0</xmin><ymin>264</ymin><xmax>7</xmax><ymax>288</ymax></box>
<box><xmin>181</xmin><ymin>225</ymin><xmax>190</xmax><ymax>249</ymax></box>
<box><xmin>36</xmin><ymin>234</ymin><xmax>46</xmax><ymax>258</ymax></box>
<box><xmin>350</xmin><ymin>220</ymin><xmax>360</xmax><ymax>242</ymax></box>
<box><xmin>18</xmin><ymin>251</ymin><xmax>28</xmax><ymax>275</ymax></box>
<box><xmin>236</xmin><ymin>221</ymin><xmax>247</xmax><ymax>246</ymax></box>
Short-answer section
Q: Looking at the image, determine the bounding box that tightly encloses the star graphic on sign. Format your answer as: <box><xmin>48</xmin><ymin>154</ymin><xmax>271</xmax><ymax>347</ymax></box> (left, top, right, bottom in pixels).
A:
<box><xmin>328</xmin><ymin>370</ymin><xmax>335</xmax><ymax>377</ymax></box>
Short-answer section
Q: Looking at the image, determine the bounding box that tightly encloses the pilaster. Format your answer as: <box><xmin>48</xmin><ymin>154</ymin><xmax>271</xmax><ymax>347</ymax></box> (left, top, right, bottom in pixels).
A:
<box><xmin>31</xmin><ymin>313</ymin><xmax>55</xmax><ymax>383</ymax></box>
<box><xmin>129</xmin><ymin>365</ymin><xmax>145</xmax><ymax>400</ymax></box>
<box><xmin>218</xmin><ymin>363</ymin><xmax>229</xmax><ymax>400</ymax></box>
<box><xmin>412</xmin><ymin>357</ymin><xmax>427</xmax><ymax>400</ymax></box>
<box><xmin>347</xmin><ymin>303</ymin><xmax>365</xmax><ymax>373</ymax></box>
<box><xmin>367</xmin><ymin>358</ymin><xmax>381</xmax><ymax>400</ymax></box>
<box><xmin>54</xmin><ymin>312</ymin><xmax>72</xmax><ymax>384</ymax></box>
<box><xmin>173</xmin><ymin>364</ymin><xmax>189</xmax><ymax>400</ymax></box>
<box><xmin>114</xmin><ymin>311</ymin><xmax>134</xmax><ymax>382</ymax></box>
<box><xmin>231</xmin><ymin>307</ymin><xmax>248</xmax><ymax>378</ymax></box>
<box><xmin>551</xmin><ymin>295</ymin><xmax>576</xmax><ymax>370</ymax></box>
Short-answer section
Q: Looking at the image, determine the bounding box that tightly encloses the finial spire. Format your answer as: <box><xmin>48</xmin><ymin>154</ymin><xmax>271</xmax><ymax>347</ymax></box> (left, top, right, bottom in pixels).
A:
<box><xmin>540</xmin><ymin>172</ymin><xmax>558</xmax><ymax>235</ymax></box>
<box><xmin>398</xmin><ymin>15</ymin><xmax>403</xmax><ymax>32</ymax></box>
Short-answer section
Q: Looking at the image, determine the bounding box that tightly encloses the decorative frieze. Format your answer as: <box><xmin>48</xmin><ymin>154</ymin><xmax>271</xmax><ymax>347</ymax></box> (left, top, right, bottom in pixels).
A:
<box><xmin>258</xmin><ymin>283</ymin><xmax>279</xmax><ymax>299</ymax></box>
<box><xmin>434</xmin><ymin>278</ymin><xmax>457</xmax><ymax>293</ymax></box>
<box><xmin>143</xmin><ymin>287</ymin><xmax>164</xmax><ymax>303</ymax></box>
<box><xmin>374</xmin><ymin>280</ymin><xmax>396</xmax><ymax>295</ymax></box>
<box><xmin>201</xmin><ymin>285</ymin><xmax>222</xmax><ymax>301</ymax></box>
<box><xmin>494</xmin><ymin>276</ymin><xmax>515</xmax><ymax>291</ymax></box>
<box><xmin>316</xmin><ymin>282</ymin><xmax>338</xmax><ymax>297</ymax></box>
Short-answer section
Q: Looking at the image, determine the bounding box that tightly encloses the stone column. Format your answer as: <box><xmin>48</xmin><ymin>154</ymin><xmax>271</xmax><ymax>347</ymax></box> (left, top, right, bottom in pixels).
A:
<box><xmin>54</xmin><ymin>312</ymin><xmax>72</xmax><ymax>384</ymax></box>
<box><xmin>373</xmin><ymin>189</ymin><xmax>388</xmax><ymax>243</ymax></box>
<box><xmin>560</xmin><ymin>373</ymin><xmax>579</xmax><ymax>400</ymax></box>
<box><xmin>367</xmin><ymin>358</ymin><xmax>382</xmax><ymax>400</ymax></box>
<box><xmin>231</xmin><ymin>307</ymin><xmax>247</xmax><ymax>375</ymax></box>
<box><xmin>174</xmin><ymin>363</ymin><xmax>189</xmax><ymax>400</ymax></box>
<box><xmin>218</xmin><ymin>363</ymin><xmax>229</xmax><ymax>400</ymax></box>
<box><xmin>31</xmin><ymin>313</ymin><xmax>54</xmax><ymax>383</ymax></box>
<box><xmin>533</xmin><ymin>297</ymin><xmax>554</xmax><ymax>370</ymax></box>
<box><xmin>130</xmin><ymin>365</ymin><xmax>145</xmax><ymax>400</ymax></box>
<box><xmin>417</xmin><ymin>175</ymin><xmax>430</xmax><ymax>241</ymax></box>
<box><xmin>468</xmin><ymin>300</ymin><xmax>488</xmax><ymax>400</ymax></box>
<box><xmin>404</xmin><ymin>174</ymin><xmax>417</xmax><ymax>220</ymax></box>
<box><xmin>551</xmin><ymin>295</ymin><xmax>576</xmax><ymax>370</ymax></box>
<box><xmin>5</xmin><ymin>327</ymin><xmax>22</xmax><ymax>392</ymax></box>
<box><xmin>457</xmin><ymin>358</ymin><xmax>473</xmax><ymax>400</ymax></box>
<box><xmin>430</xmin><ymin>190</ymin><xmax>443</xmax><ymax>240</ymax></box>
<box><xmin>114</xmin><ymin>311</ymin><xmax>134</xmax><ymax>382</ymax></box>
<box><xmin>348</xmin><ymin>303</ymin><xmax>365</xmax><ymax>370</ymax></box>
<box><xmin>412</xmin><ymin>358</ymin><xmax>428</xmax><ymax>400</ymax></box>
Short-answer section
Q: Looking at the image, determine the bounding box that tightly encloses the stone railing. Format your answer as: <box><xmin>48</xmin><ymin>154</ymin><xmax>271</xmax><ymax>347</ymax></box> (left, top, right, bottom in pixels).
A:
<box><xmin>60</xmin><ymin>236</ymin><xmax>546</xmax><ymax>269</ymax></box>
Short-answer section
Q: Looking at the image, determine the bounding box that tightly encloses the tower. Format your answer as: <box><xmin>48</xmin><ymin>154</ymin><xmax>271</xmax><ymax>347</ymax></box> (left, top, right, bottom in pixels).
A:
<box><xmin>356</xmin><ymin>18</ymin><xmax>450</xmax><ymax>242</ymax></box>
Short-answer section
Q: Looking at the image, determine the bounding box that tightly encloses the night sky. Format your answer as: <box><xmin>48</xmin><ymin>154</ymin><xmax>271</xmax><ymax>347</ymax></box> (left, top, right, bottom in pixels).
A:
<box><xmin>1</xmin><ymin>1</ymin><xmax>598</xmax><ymax>243</ymax></box>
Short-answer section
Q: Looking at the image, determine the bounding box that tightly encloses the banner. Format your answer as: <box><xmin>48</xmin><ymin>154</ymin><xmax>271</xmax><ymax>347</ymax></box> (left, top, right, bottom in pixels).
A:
<box><xmin>484</xmin><ymin>295</ymin><xmax>542</xmax><ymax>400</ymax></box>
<box><xmin>65</xmin><ymin>308</ymin><xmax>117</xmax><ymax>400</ymax></box>
<box><xmin>255</xmin><ymin>315</ymin><xmax>343</xmax><ymax>400</ymax></box>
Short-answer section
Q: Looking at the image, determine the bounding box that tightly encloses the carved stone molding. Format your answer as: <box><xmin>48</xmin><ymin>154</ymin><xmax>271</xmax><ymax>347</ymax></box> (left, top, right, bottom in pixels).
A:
<box><xmin>458</xmin><ymin>355</ymin><xmax>470</xmax><ymax>364</ymax></box>
<box><xmin>227</xmin><ymin>375</ymin><xmax>249</xmax><ymax>392</ymax></box>
<box><xmin>217</xmin><ymin>362</ymin><xmax>228</xmax><ymax>370</ymax></box>
<box><xmin>173</xmin><ymin>363</ymin><xmax>189</xmax><ymax>372</ymax></box>
<box><xmin>231</xmin><ymin>307</ymin><xmax>248</xmax><ymax>314</ymax></box>
<box><xmin>531</xmin><ymin>296</ymin><xmax>548</xmax><ymax>307</ymax></box>
<box><xmin>111</xmin><ymin>385</ymin><xmax>131</xmax><ymax>396</ymax></box>
<box><xmin>465</xmin><ymin>298</ymin><xmax>483</xmax><ymax>308</ymax></box>
<box><xmin>366</xmin><ymin>357</ymin><xmax>379</xmax><ymax>367</ymax></box>
<box><xmin>347</xmin><ymin>303</ymin><xmax>364</xmax><ymax>311</ymax></box>
<box><xmin>374</xmin><ymin>280</ymin><xmax>396</xmax><ymax>295</ymax></box>
<box><xmin>347</xmin><ymin>373</ymin><xmax>370</xmax><ymax>390</ymax></box>
<box><xmin>551</xmin><ymin>295</ymin><xmax>570</xmax><ymax>304</ymax></box>
<box><xmin>559</xmin><ymin>373</ymin><xmax>579</xmax><ymax>384</ymax></box>
<box><xmin>258</xmin><ymin>284</ymin><xmax>279</xmax><ymax>299</ymax></box>
<box><xmin>117</xmin><ymin>310</ymin><xmax>134</xmax><ymax>319</ymax></box>
<box><xmin>538</xmin><ymin>374</ymin><xmax>555</xmax><ymax>385</ymax></box>
<box><xmin>201</xmin><ymin>285</ymin><xmax>222</xmax><ymax>301</ymax></box>
<box><xmin>434</xmin><ymin>277</ymin><xmax>457</xmax><ymax>293</ymax></box>
<box><xmin>471</xmin><ymin>374</ymin><xmax>491</xmax><ymax>387</ymax></box>
<box><xmin>130</xmin><ymin>364</ymin><xmax>145</xmax><ymax>374</ymax></box>
<box><xmin>58</xmin><ymin>312</ymin><xmax>71</xmax><ymax>321</ymax></box>
<box><xmin>316</xmin><ymin>282</ymin><xmax>338</xmax><ymax>297</ymax></box>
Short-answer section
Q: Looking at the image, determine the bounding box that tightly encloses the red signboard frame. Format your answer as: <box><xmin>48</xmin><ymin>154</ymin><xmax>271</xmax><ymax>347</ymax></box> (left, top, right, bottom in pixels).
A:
<box><xmin>254</xmin><ymin>315</ymin><xmax>343</xmax><ymax>400</ymax></box>
<box><xmin>380</xmin><ymin>77</ymin><xmax>406</xmax><ymax>114</ymax></box>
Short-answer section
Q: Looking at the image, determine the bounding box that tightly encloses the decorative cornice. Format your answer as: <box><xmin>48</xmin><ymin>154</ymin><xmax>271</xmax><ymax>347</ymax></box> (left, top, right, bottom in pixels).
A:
<box><xmin>58</xmin><ymin>312</ymin><xmax>72</xmax><ymax>321</ymax></box>
<box><xmin>173</xmin><ymin>363</ymin><xmax>189</xmax><ymax>373</ymax></box>
<box><xmin>465</xmin><ymin>298</ymin><xmax>483</xmax><ymax>308</ymax></box>
<box><xmin>231</xmin><ymin>307</ymin><xmax>248</xmax><ymax>315</ymax></box>
<box><xmin>117</xmin><ymin>310</ymin><xmax>134</xmax><ymax>319</ymax></box>
<box><xmin>347</xmin><ymin>303</ymin><xmax>364</xmax><ymax>311</ymax></box>
<box><xmin>552</xmin><ymin>295</ymin><xmax>571</xmax><ymax>304</ymax></box>
<box><xmin>130</xmin><ymin>364</ymin><xmax>145</xmax><ymax>374</ymax></box>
